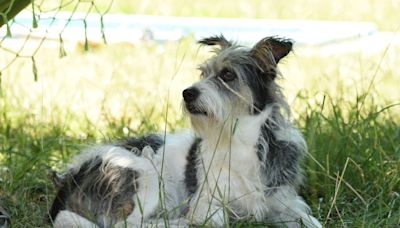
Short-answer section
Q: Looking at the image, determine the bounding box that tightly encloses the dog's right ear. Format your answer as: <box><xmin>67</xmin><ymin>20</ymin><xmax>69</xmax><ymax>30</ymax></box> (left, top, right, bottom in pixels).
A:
<box><xmin>198</xmin><ymin>35</ymin><xmax>232</xmax><ymax>50</ymax></box>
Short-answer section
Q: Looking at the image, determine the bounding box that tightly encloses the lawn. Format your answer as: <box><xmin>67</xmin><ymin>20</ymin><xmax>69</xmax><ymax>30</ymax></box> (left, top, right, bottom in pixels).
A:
<box><xmin>0</xmin><ymin>0</ymin><xmax>399</xmax><ymax>227</ymax></box>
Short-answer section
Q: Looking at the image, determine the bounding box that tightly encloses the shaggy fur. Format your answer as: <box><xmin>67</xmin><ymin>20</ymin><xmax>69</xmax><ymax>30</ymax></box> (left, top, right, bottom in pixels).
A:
<box><xmin>50</xmin><ymin>35</ymin><xmax>321</xmax><ymax>228</ymax></box>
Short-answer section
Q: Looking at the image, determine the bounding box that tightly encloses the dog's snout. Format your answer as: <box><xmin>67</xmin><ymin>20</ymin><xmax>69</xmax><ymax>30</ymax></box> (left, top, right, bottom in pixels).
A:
<box><xmin>183</xmin><ymin>87</ymin><xmax>200</xmax><ymax>103</ymax></box>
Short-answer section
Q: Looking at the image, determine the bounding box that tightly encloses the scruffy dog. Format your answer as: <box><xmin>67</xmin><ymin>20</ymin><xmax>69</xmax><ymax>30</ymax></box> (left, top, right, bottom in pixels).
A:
<box><xmin>49</xmin><ymin>35</ymin><xmax>321</xmax><ymax>228</ymax></box>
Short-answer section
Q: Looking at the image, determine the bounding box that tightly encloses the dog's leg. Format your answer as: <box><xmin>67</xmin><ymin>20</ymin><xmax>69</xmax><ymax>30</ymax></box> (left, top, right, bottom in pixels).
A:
<box><xmin>266</xmin><ymin>192</ymin><xmax>322</xmax><ymax>228</ymax></box>
<box><xmin>53</xmin><ymin>210</ymin><xmax>99</xmax><ymax>228</ymax></box>
<box><xmin>187</xmin><ymin>192</ymin><xmax>225</xmax><ymax>227</ymax></box>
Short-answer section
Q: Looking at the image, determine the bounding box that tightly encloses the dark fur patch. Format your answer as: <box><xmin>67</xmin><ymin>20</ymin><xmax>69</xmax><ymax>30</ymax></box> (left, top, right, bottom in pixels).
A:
<box><xmin>49</xmin><ymin>156</ymin><xmax>140</xmax><ymax>226</ymax></box>
<box><xmin>240</xmin><ymin>60</ymin><xmax>277</xmax><ymax>113</ymax></box>
<box><xmin>118</xmin><ymin>134</ymin><xmax>164</xmax><ymax>155</ymax></box>
<box><xmin>198</xmin><ymin>35</ymin><xmax>232</xmax><ymax>50</ymax></box>
<box><xmin>251</xmin><ymin>36</ymin><xmax>293</xmax><ymax>65</ymax></box>
<box><xmin>49</xmin><ymin>157</ymin><xmax>102</xmax><ymax>222</ymax></box>
<box><xmin>257</xmin><ymin>118</ymin><xmax>301</xmax><ymax>192</ymax></box>
<box><xmin>184</xmin><ymin>138</ymin><xmax>201</xmax><ymax>195</ymax></box>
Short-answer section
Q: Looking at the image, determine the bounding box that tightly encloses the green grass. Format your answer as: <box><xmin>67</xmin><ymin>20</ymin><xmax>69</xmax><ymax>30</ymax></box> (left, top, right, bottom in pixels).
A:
<box><xmin>1</xmin><ymin>0</ymin><xmax>400</xmax><ymax>226</ymax></box>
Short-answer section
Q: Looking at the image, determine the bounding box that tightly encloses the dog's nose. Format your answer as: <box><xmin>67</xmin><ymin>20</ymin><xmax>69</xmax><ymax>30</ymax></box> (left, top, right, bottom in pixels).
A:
<box><xmin>182</xmin><ymin>87</ymin><xmax>200</xmax><ymax>103</ymax></box>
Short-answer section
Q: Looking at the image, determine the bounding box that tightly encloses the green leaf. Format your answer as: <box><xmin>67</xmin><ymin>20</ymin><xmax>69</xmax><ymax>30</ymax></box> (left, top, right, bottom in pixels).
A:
<box><xmin>100</xmin><ymin>15</ymin><xmax>107</xmax><ymax>44</ymax></box>
<box><xmin>83</xmin><ymin>19</ymin><xmax>89</xmax><ymax>51</ymax></box>
<box><xmin>32</xmin><ymin>57</ymin><xmax>38</xmax><ymax>81</ymax></box>
<box><xmin>31</xmin><ymin>1</ymin><xmax>37</xmax><ymax>28</ymax></box>
<box><xmin>231</xmin><ymin>118</ymin><xmax>239</xmax><ymax>135</ymax></box>
<box><xmin>59</xmin><ymin>35</ymin><xmax>67</xmax><ymax>57</ymax></box>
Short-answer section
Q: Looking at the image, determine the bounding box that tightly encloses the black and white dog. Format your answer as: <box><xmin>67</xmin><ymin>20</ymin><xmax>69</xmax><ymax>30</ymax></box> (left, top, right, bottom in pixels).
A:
<box><xmin>50</xmin><ymin>35</ymin><xmax>321</xmax><ymax>227</ymax></box>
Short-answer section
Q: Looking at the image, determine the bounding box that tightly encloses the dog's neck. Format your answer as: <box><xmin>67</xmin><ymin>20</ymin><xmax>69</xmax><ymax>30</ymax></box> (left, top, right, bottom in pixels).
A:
<box><xmin>195</xmin><ymin>108</ymin><xmax>274</xmax><ymax>161</ymax></box>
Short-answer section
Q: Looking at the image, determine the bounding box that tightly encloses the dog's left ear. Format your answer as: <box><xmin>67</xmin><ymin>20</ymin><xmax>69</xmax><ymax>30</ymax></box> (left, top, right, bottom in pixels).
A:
<box><xmin>251</xmin><ymin>37</ymin><xmax>293</xmax><ymax>65</ymax></box>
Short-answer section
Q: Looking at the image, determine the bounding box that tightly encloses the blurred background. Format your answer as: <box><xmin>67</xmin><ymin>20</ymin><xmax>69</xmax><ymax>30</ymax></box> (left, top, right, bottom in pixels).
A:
<box><xmin>0</xmin><ymin>0</ymin><xmax>399</xmax><ymax>227</ymax></box>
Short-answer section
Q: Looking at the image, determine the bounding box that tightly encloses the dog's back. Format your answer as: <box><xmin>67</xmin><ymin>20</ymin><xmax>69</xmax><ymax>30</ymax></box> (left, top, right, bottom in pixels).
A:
<box><xmin>50</xmin><ymin>131</ymin><xmax>197</xmax><ymax>227</ymax></box>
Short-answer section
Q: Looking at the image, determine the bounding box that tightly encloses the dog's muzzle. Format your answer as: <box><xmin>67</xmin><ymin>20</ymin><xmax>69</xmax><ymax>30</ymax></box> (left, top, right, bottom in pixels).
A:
<box><xmin>183</xmin><ymin>87</ymin><xmax>207</xmax><ymax>115</ymax></box>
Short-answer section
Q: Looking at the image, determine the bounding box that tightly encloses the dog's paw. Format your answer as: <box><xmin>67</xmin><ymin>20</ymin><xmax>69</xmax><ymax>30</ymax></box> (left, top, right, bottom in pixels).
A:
<box><xmin>188</xmin><ymin>202</ymin><xmax>225</xmax><ymax>227</ymax></box>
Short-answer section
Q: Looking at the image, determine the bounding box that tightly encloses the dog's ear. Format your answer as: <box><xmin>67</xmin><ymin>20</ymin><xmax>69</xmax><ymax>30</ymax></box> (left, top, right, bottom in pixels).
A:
<box><xmin>198</xmin><ymin>35</ymin><xmax>232</xmax><ymax>50</ymax></box>
<box><xmin>251</xmin><ymin>37</ymin><xmax>293</xmax><ymax>65</ymax></box>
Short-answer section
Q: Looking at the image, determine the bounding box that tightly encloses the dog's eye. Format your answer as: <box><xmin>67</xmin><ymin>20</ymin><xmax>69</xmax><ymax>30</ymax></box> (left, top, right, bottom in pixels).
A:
<box><xmin>219</xmin><ymin>69</ymin><xmax>236</xmax><ymax>82</ymax></box>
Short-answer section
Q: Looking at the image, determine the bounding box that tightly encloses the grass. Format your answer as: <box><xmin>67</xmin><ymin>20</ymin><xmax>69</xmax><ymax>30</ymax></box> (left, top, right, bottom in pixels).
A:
<box><xmin>1</xmin><ymin>0</ymin><xmax>400</xmax><ymax>227</ymax></box>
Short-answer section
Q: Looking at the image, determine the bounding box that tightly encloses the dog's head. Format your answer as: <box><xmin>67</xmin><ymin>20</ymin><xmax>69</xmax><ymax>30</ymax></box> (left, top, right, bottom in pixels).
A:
<box><xmin>183</xmin><ymin>35</ymin><xmax>292</xmax><ymax>133</ymax></box>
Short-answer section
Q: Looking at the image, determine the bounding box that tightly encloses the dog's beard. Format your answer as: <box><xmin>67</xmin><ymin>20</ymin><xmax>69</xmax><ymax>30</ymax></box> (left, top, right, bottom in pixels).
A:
<box><xmin>184</xmin><ymin>83</ymin><xmax>255</xmax><ymax>138</ymax></box>
<box><xmin>185</xmin><ymin>98</ymin><xmax>226</xmax><ymax>138</ymax></box>
<box><xmin>184</xmin><ymin>102</ymin><xmax>208</xmax><ymax>116</ymax></box>
<box><xmin>187</xmin><ymin>102</ymin><xmax>248</xmax><ymax>139</ymax></box>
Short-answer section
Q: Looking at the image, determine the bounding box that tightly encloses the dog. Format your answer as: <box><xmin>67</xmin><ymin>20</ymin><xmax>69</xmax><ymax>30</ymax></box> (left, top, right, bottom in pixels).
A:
<box><xmin>49</xmin><ymin>35</ymin><xmax>322</xmax><ymax>228</ymax></box>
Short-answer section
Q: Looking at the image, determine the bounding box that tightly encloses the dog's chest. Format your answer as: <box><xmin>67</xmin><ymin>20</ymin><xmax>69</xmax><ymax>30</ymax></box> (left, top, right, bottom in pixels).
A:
<box><xmin>199</xmin><ymin>139</ymin><xmax>266</xmax><ymax>204</ymax></box>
